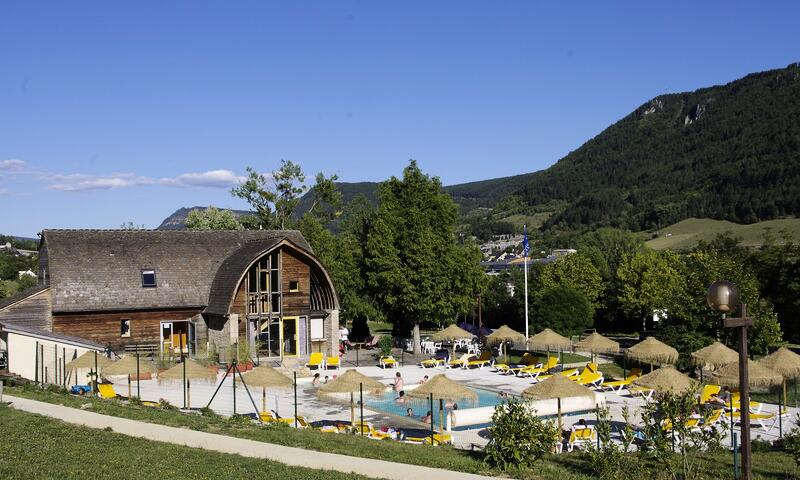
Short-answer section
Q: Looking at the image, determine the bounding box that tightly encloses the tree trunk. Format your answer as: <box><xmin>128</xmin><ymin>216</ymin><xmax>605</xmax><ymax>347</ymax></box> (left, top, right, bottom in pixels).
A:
<box><xmin>413</xmin><ymin>323</ymin><xmax>421</xmax><ymax>355</ymax></box>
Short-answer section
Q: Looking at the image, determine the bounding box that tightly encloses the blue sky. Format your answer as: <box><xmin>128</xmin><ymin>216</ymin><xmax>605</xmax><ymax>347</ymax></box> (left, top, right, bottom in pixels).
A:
<box><xmin>1</xmin><ymin>1</ymin><xmax>798</xmax><ymax>237</ymax></box>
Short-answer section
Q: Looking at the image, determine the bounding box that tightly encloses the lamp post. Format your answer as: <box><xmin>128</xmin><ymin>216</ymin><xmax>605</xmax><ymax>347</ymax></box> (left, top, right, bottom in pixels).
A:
<box><xmin>707</xmin><ymin>280</ymin><xmax>752</xmax><ymax>480</ymax></box>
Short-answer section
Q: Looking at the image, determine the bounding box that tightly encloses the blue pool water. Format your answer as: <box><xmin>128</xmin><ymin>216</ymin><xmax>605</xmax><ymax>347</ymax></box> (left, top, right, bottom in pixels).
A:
<box><xmin>363</xmin><ymin>386</ymin><xmax>502</xmax><ymax>428</ymax></box>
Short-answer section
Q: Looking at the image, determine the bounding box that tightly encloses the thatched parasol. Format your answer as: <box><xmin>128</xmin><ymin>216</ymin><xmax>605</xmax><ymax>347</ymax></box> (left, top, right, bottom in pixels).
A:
<box><xmin>574</xmin><ymin>332</ymin><xmax>619</xmax><ymax>363</ymax></box>
<box><xmin>431</xmin><ymin>324</ymin><xmax>473</xmax><ymax>341</ymax></box>
<box><xmin>319</xmin><ymin>369</ymin><xmax>386</xmax><ymax>427</ymax></box>
<box><xmin>631</xmin><ymin>365</ymin><xmax>698</xmax><ymax>394</ymax></box>
<box><xmin>242</xmin><ymin>365</ymin><xmax>294</xmax><ymax>413</ymax></box>
<box><xmin>711</xmin><ymin>359</ymin><xmax>783</xmax><ymax>390</ymax></box>
<box><xmin>486</xmin><ymin>325</ymin><xmax>526</xmax><ymax>362</ymax></box>
<box><xmin>66</xmin><ymin>350</ymin><xmax>112</xmax><ymax>371</ymax></box>
<box><xmin>158</xmin><ymin>359</ymin><xmax>218</xmax><ymax>382</ymax></box>
<box><xmin>626</xmin><ymin>337</ymin><xmax>679</xmax><ymax>366</ymax></box>
<box><xmin>690</xmin><ymin>341</ymin><xmax>738</xmax><ymax>369</ymax></box>
<box><xmin>406</xmin><ymin>374</ymin><xmax>477</xmax><ymax>402</ymax></box>
<box><xmin>527</xmin><ymin>328</ymin><xmax>572</xmax><ymax>361</ymax></box>
<box><xmin>522</xmin><ymin>375</ymin><xmax>596</xmax><ymax>430</ymax></box>
<box><xmin>406</xmin><ymin>374</ymin><xmax>477</xmax><ymax>439</ymax></box>
<box><xmin>759</xmin><ymin>347</ymin><xmax>800</xmax><ymax>407</ymax></box>
<box><xmin>103</xmin><ymin>355</ymin><xmax>157</xmax><ymax>398</ymax></box>
<box><xmin>432</xmin><ymin>324</ymin><xmax>474</xmax><ymax>357</ymax></box>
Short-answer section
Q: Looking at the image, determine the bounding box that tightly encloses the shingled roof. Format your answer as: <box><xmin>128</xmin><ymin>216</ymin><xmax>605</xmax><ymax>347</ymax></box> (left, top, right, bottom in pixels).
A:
<box><xmin>41</xmin><ymin>229</ymin><xmax>312</xmax><ymax>313</ymax></box>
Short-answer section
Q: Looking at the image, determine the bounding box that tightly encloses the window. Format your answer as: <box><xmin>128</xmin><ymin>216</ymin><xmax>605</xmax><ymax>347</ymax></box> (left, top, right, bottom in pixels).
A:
<box><xmin>120</xmin><ymin>318</ymin><xmax>131</xmax><ymax>337</ymax></box>
<box><xmin>141</xmin><ymin>269</ymin><xmax>156</xmax><ymax>287</ymax></box>
<box><xmin>288</xmin><ymin>280</ymin><xmax>299</xmax><ymax>292</ymax></box>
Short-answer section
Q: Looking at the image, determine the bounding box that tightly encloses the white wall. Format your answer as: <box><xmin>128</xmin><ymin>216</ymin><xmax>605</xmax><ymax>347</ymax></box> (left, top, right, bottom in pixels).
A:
<box><xmin>7</xmin><ymin>332</ymin><xmax>100</xmax><ymax>383</ymax></box>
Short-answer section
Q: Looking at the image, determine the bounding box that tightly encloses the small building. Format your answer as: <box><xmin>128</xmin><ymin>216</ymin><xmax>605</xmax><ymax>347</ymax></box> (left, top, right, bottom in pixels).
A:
<box><xmin>0</xmin><ymin>229</ymin><xmax>339</xmax><ymax>369</ymax></box>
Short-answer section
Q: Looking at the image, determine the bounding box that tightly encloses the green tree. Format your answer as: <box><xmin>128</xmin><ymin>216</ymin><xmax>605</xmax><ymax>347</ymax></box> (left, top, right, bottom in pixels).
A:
<box><xmin>231</xmin><ymin>160</ymin><xmax>308</xmax><ymax>229</ymax></box>
<box><xmin>484</xmin><ymin>397</ymin><xmax>560</xmax><ymax>470</ymax></box>
<box><xmin>185</xmin><ymin>206</ymin><xmax>243</xmax><ymax>230</ymax></box>
<box><xmin>533</xmin><ymin>285</ymin><xmax>593</xmax><ymax>337</ymax></box>
<box><xmin>364</xmin><ymin>161</ymin><xmax>485</xmax><ymax>353</ymax></box>
<box><xmin>535</xmin><ymin>252</ymin><xmax>603</xmax><ymax>310</ymax></box>
<box><xmin>616</xmin><ymin>249</ymin><xmax>686</xmax><ymax>330</ymax></box>
<box><xmin>16</xmin><ymin>274</ymin><xmax>37</xmax><ymax>291</ymax></box>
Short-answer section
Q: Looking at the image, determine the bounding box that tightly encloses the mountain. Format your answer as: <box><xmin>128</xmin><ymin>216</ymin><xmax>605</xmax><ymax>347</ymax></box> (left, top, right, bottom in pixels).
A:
<box><xmin>515</xmin><ymin>62</ymin><xmax>800</xmax><ymax>232</ymax></box>
<box><xmin>157</xmin><ymin>207</ymin><xmax>253</xmax><ymax>230</ymax></box>
<box><xmin>159</xmin><ymin>63</ymin><xmax>800</xmax><ymax>234</ymax></box>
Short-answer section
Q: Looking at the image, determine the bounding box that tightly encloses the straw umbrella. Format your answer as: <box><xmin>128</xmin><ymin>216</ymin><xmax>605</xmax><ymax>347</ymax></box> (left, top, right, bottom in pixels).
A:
<box><xmin>574</xmin><ymin>332</ymin><xmax>619</xmax><ymax>364</ymax></box>
<box><xmin>319</xmin><ymin>369</ymin><xmax>385</xmax><ymax>428</ymax></box>
<box><xmin>159</xmin><ymin>359</ymin><xmax>218</xmax><ymax>408</ymax></box>
<box><xmin>431</xmin><ymin>324</ymin><xmax>474</xmax><ymax>359</ymax></box>
<box><xmin>407</xmin><ymin>374</ymin><xmax>477</xmax><ymax>439</ymax></box>
<box><xmin>759</xmin><ymin>347</ymin><xmax>800</xmax><ymax>407</ymax></box>
<box><xmin>486</xmin><ymin>325</ymin><xmax>526</xmax><ymax>363</ymax></box>
<box><xmin>631</xmin><ymin>365</ymin><xmax>698</xmax><ymax>395</ymax></box>
<box><xmin>242</xmin><ymin>365</ymin><xmax>293</xmax><ymax>414</ymax></box>
<box><xmin>626</xmin><ymin>337</ymin><xmax>679</xmax><ymax>371</ymax></box>
<box><xmin>103</xmin><ymin>355</ymin><xmax>157</xmax><ymax>399</ymax></box>
<box><xmin>527</xmin><ymin>328</ymin><xmax>572</xmax><ymax>365</ymax></box>
<box><xmin>711</xmin><ymin>359</ymin><xmax>783</xmax><ymax>391</ymax></box>
<box><xmin>690</xmin><ymin>341</ymin><xmax>738</xmax><ymax>381</ymax></box>
<box><xmin>522</xmin><ymin>374</ymin><xmax>596</xmax><ymax>430</ymax></box>
<box><xmin>66</xmin><ymin>351</ymin><xmax>112</xmax><ymax>389</ymax></box>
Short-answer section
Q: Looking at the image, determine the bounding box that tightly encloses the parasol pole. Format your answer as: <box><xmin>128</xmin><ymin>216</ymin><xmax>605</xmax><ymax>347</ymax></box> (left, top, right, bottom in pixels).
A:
<box><xmin>127</xmin><ymin>374</ymin><xmax>131</xmax><ymax>399</ymax></box>
<box><xmin>557</xmin><ymin>397</ymin><xmax>562</xmax><ymax>431</ymax></box>
<box><xmin>350</xmin><ymin>391</ymin><xmax>355</xmax><ymax>427</ymax></box>
<box><xmin>439</xmin><ymin>399</ymin><xmax>444</xmax><ymax>441</ymax></box>
<box><xmin>136</xmin><ymin>353</ymin><xmax>140</xmax><ymax>399</ymax></box>
<box><xmin>359</xmin><ymin>382</ymin><xmax>364</xmax><ymax>436</ymax></box>
<box><xmin>523</xmin><ymin>224</ymin><xmax>529</xmax><ymax>340</ymax></box>
<box><xmin>262</xmin><ymin>386</ymin><xmax>267</xmax><ymax>413</ymax></box>
<box><xmin>429</xmin><ymin>393</ymin><xmax>434</xmax><ymax>445</ymax></box>
<box><xmin>187</xmin><ymin>379</ymin><xmax>191</xmax><ymax>408</ymax></box>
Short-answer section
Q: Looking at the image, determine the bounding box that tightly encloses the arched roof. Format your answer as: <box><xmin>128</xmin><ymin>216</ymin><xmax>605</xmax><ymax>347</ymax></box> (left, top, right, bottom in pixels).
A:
<box><xmin>204</xmin><ymin>237</ymin><xmax>339</xmax><ymax>317</ymax></box>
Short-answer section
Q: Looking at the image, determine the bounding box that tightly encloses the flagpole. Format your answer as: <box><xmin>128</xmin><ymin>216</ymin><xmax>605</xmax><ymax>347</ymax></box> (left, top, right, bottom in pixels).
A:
<box><xmin>523</xmin><ymin>225</ymin><xmax>529</xmax><ymax>341</ymax></box>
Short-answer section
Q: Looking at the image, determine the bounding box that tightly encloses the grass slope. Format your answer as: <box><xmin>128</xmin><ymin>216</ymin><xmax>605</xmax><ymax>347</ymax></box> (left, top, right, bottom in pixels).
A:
<box><xmin>645</xmin><ymin>218</ymin><xmax>800</xmax><ymax>250</ymax></box>
<box><xmin>0</xmin><ymin>404</ymin><xmax>369</xmax><ymax>480</ymax></box>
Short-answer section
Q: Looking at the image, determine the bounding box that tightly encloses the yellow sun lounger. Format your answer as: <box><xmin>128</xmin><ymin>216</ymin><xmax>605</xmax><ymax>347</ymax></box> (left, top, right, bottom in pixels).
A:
<box><xmin>567</xmin><ymin>427</ymin><xmax>596</xmax><ymax>452</ymax></box>
<box><xmin>325</xmin><ymin>356</ymin><xmax>340</xmax><ymax>370</ymax></box>
<box><xmin>447</xmin><ymin>354</ymin><xmax>473</xmax><ymax>369</ymax></box>
<box><xmin>420</xmin><ymin>358</ymin><xmax>443</xmax><ymax>368</ymax></box>
<box><xmin>572</xmin><ymin>371</ymin><xmax>604</xmax><ymax>388</ymax></box>
<box><xmin>518</xmin><ymin>357</ymin><xmax>559</xmax><ymax>377</ymax></box>
<box><xmin>379</xmin><ymin>356</ymin><xmax>397</xmax><ymax>368</ymax></box>
<box><xmin>465</xmin><ymin>351</ymin><xmax>493</xmax><ymax>369</ymax></box>
<box><xmin>600</xmin><ymin>369</ymin><xmax>642</xmax><ymax>392</ymax></box>
<box><xmin>306</xmin><ymin>352</ymin><xmax>324</xmax><ymax>370</ymax></box>
<box><xmin>97</xmin><ymin>383</ymin><xmax>126</xmax><ymax>400</ymax></box>
<box><xmin>259</xmin><ymin>411</ymin><xmax>310</xmax><ymax>428</ymax></box>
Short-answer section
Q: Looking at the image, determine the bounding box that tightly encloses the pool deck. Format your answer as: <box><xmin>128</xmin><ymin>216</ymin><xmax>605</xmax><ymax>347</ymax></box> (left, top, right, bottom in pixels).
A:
<box><xmin>109</xmin><ymin>359</ymin><xmax>800</xmax><ymax>450</ymax></box>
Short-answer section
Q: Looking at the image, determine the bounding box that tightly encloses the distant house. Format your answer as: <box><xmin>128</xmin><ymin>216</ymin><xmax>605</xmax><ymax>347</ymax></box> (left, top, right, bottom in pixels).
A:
<box><xmin>0</xmin><ymin>230</ymin><xmax>339</xmax><ymax>373</ymax></box>
<box><xmin>18</xmin><ymin>269</ymin><xmax>36</xmax><ymax>278</ymax></box>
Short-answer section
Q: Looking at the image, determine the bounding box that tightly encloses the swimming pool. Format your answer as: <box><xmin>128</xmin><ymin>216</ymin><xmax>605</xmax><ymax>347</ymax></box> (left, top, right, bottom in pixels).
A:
<box><xmin>363</xmin><ymin>385</ymin><xmax>503</xmax><ymax>428</ymax></box>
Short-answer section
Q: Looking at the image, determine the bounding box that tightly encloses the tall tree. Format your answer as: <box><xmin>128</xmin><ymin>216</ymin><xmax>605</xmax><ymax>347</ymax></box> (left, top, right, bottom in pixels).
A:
<box><xmin>616</xmin><ymin>249</ymin><xmax>686</xmax><ymax>331</ymax></box>
<box><xmin>231</xmin><ymin>160</ymin><xmax>308</xmax><ymax>229</ymax></box>
<box><xmin>535</xmin><ymin>252</ymin><xmax>603</xmax><ymax>310</ymax></box>
<box><xmin>364</xmin><ymin>161</ymin><xmax>486</xmax><ymax>353</ymax></box>
<box><xmin>185</xmin><ymin>206</ymin><xmax>243</xmax><ymax>230</ymax></box>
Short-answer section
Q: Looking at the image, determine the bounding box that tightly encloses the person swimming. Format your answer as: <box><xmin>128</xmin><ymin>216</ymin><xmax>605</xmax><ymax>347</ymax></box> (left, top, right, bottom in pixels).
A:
<box><xmin>395</xmin><ymin>390</ymin><xmax>407</xmax><ymax>404</ymax></box>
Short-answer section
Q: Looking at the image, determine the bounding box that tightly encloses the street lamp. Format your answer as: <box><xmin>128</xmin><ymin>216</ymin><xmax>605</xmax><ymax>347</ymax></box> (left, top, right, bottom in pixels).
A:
<box><xmin>707</xmin><ymin>280</ymin><xmax>752</xmax><ymax>480</ymax></box>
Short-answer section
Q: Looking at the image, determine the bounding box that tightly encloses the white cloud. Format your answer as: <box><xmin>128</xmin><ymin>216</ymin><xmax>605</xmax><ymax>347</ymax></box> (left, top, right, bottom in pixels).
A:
<box><xmin>44</xmin><ymin>169</ymin><xmax>246</xmax><ymax>192</ymax></box>
<box><xmin>47</xmin><ymin>173</ymin><xmax>154</xmax><ymax>192</ymax></box>
<box><xmin>0</xmin><ymin>159</ymin><xmax>26</xmax><ymax>171</ymax></box>
<box><xmin>159</xmin><ymin>169</ymin><xmax>246</xmax><ymax>188</ymax></box>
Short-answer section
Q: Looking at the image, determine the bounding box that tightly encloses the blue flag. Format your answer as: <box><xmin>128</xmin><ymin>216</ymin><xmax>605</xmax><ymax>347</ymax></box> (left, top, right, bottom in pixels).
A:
<box><xmin>522</xmin><ymin>225</ymin><xmax>530</xmax><ymax>257</ymax></box>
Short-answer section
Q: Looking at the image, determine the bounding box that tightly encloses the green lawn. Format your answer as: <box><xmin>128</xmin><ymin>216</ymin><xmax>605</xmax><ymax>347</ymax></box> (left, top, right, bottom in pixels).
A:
<box><xmin>645</xmin><ymin>217</ymin><xmax>800</xmax><ymax>251</ymax></box>
<box><xmin>5</xmin><ymin>385</ymin><xmax>798</xmax><ymax>479</ymax></box>
<box><xmin>0</xmin><ymin>403</ymin><xmax>370</xmax><ymax>480</ymax></box>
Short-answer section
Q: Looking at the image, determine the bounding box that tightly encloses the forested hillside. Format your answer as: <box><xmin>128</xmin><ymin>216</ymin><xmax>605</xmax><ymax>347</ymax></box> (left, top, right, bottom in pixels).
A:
<box><xmin>517</xmin><ymin>62</ymin><xmax>800</xmax><ymax>232</ymax></box>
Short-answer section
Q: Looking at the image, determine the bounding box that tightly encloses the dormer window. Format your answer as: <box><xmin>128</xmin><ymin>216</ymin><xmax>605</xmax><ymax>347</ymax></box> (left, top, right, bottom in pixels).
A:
<box><xmin>141</xmin><ymin>269</ymin><xmax>157</xmax><ymax>287</ymax></box>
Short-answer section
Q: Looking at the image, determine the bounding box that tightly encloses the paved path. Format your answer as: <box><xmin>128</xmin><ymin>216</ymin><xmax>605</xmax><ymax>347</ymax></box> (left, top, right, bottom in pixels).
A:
<box><xmin>5</xmin><ymin>395</ymin><xmax>496</xmax><ymax>480</ymax></box>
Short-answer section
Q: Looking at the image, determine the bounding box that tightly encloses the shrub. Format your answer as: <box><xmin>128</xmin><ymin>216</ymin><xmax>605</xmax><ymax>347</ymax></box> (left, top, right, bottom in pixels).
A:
<box><xmin>782</xmin><ymin>414</ymin><xmax>800</xmax><ymax>468</ymax></box>
<box><xmin>378</xmin><ymin>336</ymin><xmax>393</xmax><ymax>356</ymax></box>
<box><xmin>483</xmin><ymin>397</ymin><xmax>559</xmax><ymax>470</ymax></box>
<box><xmin>350</xmin><ymin>316</ymin><xmax>371</xmax><ymax>342</ymax></box>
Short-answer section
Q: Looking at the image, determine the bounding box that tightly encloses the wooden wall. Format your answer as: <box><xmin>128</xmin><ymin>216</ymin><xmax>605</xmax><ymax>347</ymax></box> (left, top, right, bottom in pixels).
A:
<box><xmin>281</xmin><ymin>249</ymin><xmax>310</xmax><ymax>316</ymax></box>
<box><xmin>0</xmin><ymin>288</ymin><xmax>52</xmax><ymax>330</ymax></box>
<box><xmin>52</xmin><ymin>308</ymin><xmax>202</xmax><ymax>350</ymax></box>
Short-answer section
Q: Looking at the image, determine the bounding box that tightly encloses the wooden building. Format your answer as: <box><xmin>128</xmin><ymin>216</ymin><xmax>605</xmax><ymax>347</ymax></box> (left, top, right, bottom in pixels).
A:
<box><xmin>0</xmin><ymin>230</ymin><xmax>339</xmax><ymax>362</ymax></box>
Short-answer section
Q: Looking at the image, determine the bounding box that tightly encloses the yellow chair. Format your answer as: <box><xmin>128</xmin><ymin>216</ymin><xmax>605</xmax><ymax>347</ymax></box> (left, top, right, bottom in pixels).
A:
<box><xmin>698</xmin><ymin>385</ymin><xmax>721</xmax><ymax>405</ymax></box>
<box><xmin>447</xmin><ymin>353</ymin><xmax>473</xmax><ymax>369</ymax></box>
<box><xmin>600</xmin><ymin>368</ymin><xmax>642</xmax><ymax>392</ymax></box>
<box><xmin>567</xmin><ymin>427</ymin><xmax>596</xmax><ymax>452</ymax></box>
<box><xmin>325</xmin><ymin>356</ymin><xmax>340</xmax><ymax>370</ymax></box>
<box><xmin>494</xmin><ymin>354</ymin><xmax>538</xmax><ymax>374</ymax></box>
<box><xmin>572</xmin><ymin>371</ymin><xmax>604</xmax><ymax>388</ymax></box>
<box><xmin>306</xmin><ymin>352</ymin><xmax>324</xmax><ymax>370</ymax></box>
<box><xmin>466</xmin><ymin>351</ymin><xmax>493</xmax><ymax>369</ymax></box>
<box><xmin>518</xmin><ymin>356</ymin><xmax>559</xmax><ymax>378</ymax></box>
<box><xmin>379</xmin><ymin>356</ymin><xmax>397</xmax><ymax>368</ymax></box>
<box><xmin>260</xmin><ymin>411</ymin><xmax>310</xmax><ymax>428</ymax></box>
<box><xmin>422</xmin><ymin>433</ymin><xmax>453</xmax><ymax>445</ymax></box>
<box><xmin>730</xmin><ymin>391</ymin><xmax>762</xmax><ymax>413</ymax></box>
<box><xmin>420</xmin><ymin>358</ymin><xmax>443</xmax><ymax>368</ymax></box>
<box><xmin>97</xmin><ymin>383</ymin><xmax>122</xmax><ymax>400</ymax></box>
